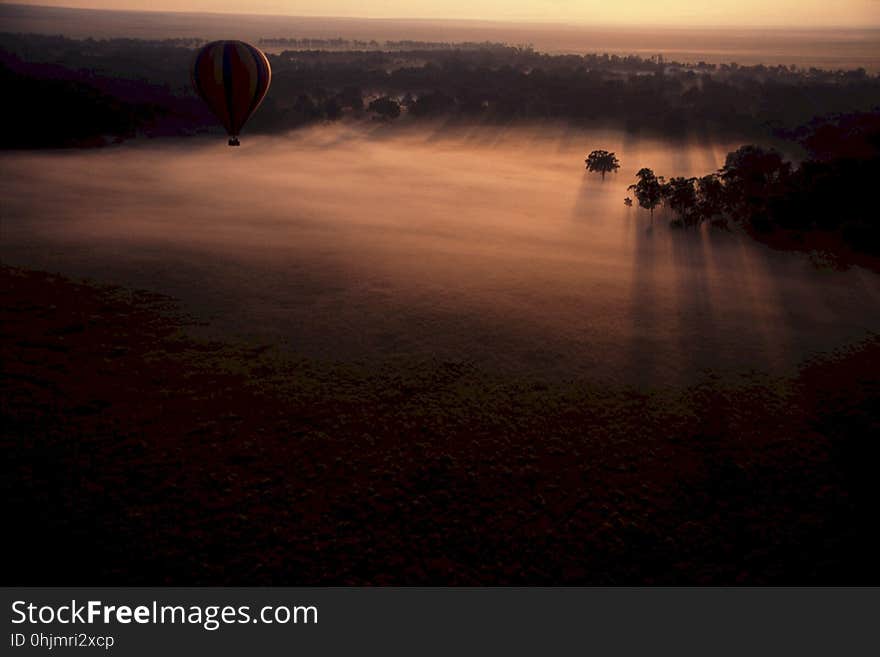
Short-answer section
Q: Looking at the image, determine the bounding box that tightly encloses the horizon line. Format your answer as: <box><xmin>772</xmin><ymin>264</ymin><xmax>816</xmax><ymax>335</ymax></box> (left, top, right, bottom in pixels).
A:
<box><xmin>5</xmin><ymin>3</ymin><xmax>880</xmax><ymax>31</ymax></box>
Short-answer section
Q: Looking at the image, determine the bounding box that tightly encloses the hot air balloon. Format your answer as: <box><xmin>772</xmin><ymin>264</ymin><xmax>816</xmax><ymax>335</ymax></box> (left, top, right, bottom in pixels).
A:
<box><xmin>192</xmin><ymin>40</ymin><xmax>271</xmax><ymax>146</ymax></box>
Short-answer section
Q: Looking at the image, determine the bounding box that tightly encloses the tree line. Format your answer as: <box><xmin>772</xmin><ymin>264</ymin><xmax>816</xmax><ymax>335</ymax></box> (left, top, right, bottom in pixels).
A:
<box><xmin>2</xmin><ymin>33</ymin><xmax>879</xmax><ymax>147</ymax></box>
<box><xmin>617</xmin><ymin>113</ymin><xmax>880</xmax><ymax>256</ymax></box>
<box><xmin>259</xmin><ymin>38</ymin><xmax>518</xmax><ymax>52</ymax></box>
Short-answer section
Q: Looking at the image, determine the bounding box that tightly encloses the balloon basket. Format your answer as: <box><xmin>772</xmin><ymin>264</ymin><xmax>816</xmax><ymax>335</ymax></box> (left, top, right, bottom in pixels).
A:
<box><xmin>228</xmin><ymin>137</ymin><xmax>240</xmax><ymax>147</ymax></box>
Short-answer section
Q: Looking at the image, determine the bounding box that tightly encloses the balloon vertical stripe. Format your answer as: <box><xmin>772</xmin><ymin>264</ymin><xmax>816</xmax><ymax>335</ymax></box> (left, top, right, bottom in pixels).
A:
<box><xmin>222</xmin><ymin>43</ymin><xmax>236</xmax><ymax>136</ymax></box>
<box><xmin>234</xmin><ymin>42</ymin><xmax>259</xmax><ymax>102</ymax></box>
<box><xmin>192</xmin><ymin>40</ymin><xmax>271</xmax><ymax>143</ymax></box>
<box><xmin>228</xmin><ymin>44</ymin><xmax>259</xmax><ymax>131</ymax></box>
<box><xmin>245</xmin><ymin>43</ymin><xmax>270</xmax><ymax>118</ymax></box>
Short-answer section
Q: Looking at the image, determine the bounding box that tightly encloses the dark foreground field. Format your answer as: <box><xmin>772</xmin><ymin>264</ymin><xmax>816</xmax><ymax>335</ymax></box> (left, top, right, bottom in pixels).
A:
<box><xmin>2</xmin><ymin>265</ymin><xmax>878</xmax><ymax>584</ymax></box>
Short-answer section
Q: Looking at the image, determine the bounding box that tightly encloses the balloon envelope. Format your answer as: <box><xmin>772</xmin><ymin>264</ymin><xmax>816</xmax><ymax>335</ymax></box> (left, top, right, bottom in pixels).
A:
<box><xmin>192</xmin><ymin>40</ymin><xmax>271</xmax><ymax>143</ymax></box>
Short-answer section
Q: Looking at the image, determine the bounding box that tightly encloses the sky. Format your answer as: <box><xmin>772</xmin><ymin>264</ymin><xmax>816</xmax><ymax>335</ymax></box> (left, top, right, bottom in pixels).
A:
<box><xmin>8</xmin><ymin>1</ymin><xmax>880</xmax><ymax>27</ymax></box>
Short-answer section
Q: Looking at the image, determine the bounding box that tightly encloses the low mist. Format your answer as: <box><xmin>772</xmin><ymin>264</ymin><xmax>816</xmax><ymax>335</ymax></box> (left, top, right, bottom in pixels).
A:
<box><xmin>2</xmin><ymin>123</ymin><xmax>879</xmax><ymax>385</ymax></box>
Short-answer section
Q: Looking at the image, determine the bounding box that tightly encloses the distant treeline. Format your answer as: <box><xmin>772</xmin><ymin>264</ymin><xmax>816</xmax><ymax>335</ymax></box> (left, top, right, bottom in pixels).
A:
<box><xmin>626</xmin><ymin>113</ymin><xmax>880</xmax><ymax>256</ymax></box>
<box><xmin>1</xmin><ymin>33</ymin><xmax>879</xmax><ymax>148</ymax></box>
<box><xmin>259</xmin><ymin>38</ymin><xmax>525</xmax><ymax>52</ymax></box>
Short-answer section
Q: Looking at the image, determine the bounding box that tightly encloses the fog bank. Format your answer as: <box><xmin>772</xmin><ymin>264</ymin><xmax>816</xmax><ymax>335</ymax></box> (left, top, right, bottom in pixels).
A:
<box><xmin>2</xmin><ymin>123</ymin><xmax>879</xmax><ymax>385</ymax></box>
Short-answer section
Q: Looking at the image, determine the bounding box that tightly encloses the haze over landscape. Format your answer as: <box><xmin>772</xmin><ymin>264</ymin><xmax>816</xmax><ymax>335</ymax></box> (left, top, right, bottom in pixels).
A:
<box><xmin>3</xmin><ymin>125</ymin><xmax>879</xmax><ymax>386</ymax></box>
<box><xmin>9</xmin><ymin>0</ymin><xmax>880</xmax><ymax>26</ymax></box>
<box><xmin>2</xmin><ymin>2</ymin><xmax>879</xmax><ymax>585</ymax></box>
<box><xmin>3</xmin><ymin>3</ymin><xmax>879</xmax><ymax>69</ymax></box>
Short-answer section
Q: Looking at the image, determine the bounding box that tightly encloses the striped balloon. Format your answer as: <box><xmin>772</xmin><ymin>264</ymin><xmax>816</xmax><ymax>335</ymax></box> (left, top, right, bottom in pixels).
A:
<box><xmin>192</xmin><ymin>40</ymin><xmax>271</xmax><ymax>146</ymax></box>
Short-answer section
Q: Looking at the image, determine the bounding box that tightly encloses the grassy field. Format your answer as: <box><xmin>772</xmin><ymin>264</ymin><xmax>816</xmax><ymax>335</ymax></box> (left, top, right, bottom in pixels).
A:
<box><xmin>2</xmin><ymin>265</ymin><xmax>878</xmax><ymax>584</ymax></box>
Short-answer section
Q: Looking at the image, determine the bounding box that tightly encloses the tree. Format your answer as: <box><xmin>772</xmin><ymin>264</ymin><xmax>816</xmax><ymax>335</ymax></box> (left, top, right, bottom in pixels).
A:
<box><xmin>696</xmin><ymin>174</ymin><xmax>726</xmax><ymax>222</ymax></box>
<box><xmin>338</xmin><ymin>86</ymin><xmax>364</xmax><ymax>112</ymax></box>
<box><xmin>662</xmin><ymin>176</ymin><xmax>698</xmax><ymax>225</ymax></box>
<box><xmin>628</xmin><ymin>168</ymin><xmax>664</xmax><ymax>218</ymax></box>
<box><xmin>292</xmin><ymin>94</ymin><xmax>320</xmax><ymax>121</ymax></box>
<box><xmin>368</xmin><ymin>96</ymin><xmax>401</xmax><ymax>120</ymax></box>
<box><xmin>410</xmin><ymin>91</ymin><xmax>455</xmax><ymax>116</ymax></box>
<box><xmin>323</xmin><ymin>97</ymin><xmax>342</xmax><ymax>120</ymax></box>
<box><xmin>585</xmin><ymin>150</ymin><xmax>621</xmax><ymax>179</ymax></box>
<box><xmin>719</xmin><ymin>145</ymin><xmax>791</xmax><ymax>222</ymax></box>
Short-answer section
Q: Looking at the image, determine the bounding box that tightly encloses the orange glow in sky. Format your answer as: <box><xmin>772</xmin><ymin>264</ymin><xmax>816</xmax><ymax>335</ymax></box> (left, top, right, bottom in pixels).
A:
<box><xmin>10</xmin><ymin>1</ymin><xmax>880</xmax><ymax>27</ymax></box>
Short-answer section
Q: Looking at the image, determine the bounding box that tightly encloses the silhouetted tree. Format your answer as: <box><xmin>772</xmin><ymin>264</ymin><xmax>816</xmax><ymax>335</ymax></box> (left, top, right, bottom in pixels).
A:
<box><xmin>628</xmin><ymin>113</ymin><xmax>880</xmax><ymax>256</ymax></box>
<box><xmin>720</xmin><ymin>145</ymin><xmax>791</xmax><ymax>225</ymax></box>
<box><xmin>410</xmin><ymin>91</ymin><xmax>455</xmax><ymax>116</ymax></box>
<box><xmin>696</xmin><ymin>174</ymin><xmax>726</xmax><ymax>222</ymax></box>
<box><xmin>585</xmin><ymin>150</ymin><xmax>621</xmax><ymax>179</ymax></box>
<box><xmin>368</xmin><ymin>96</ymin><xmax>401</xmax><ymax>120</ymax></box>
<box><xmin>662</xmin><ymin>176</ymin><xmax>698</xmax><ymax>225</ymax></box>
<box><xmin>323</xmin><ymin>97</ymin><xmax>342</xmax><ymax>120</ymax></box>
<box><xmin>337</xmin><ymin>86</ymin><xmax>364</xmax><ymax>112</ymax></box>
<box><xmin>628</xmin><ymin>168</ymin><xmax>664</xmax><ymax>219</ymax></box>
<box><xmin>292</xmin><ymin>94</ymin><xmax>320</xmax><ymax>121</ymax></box>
